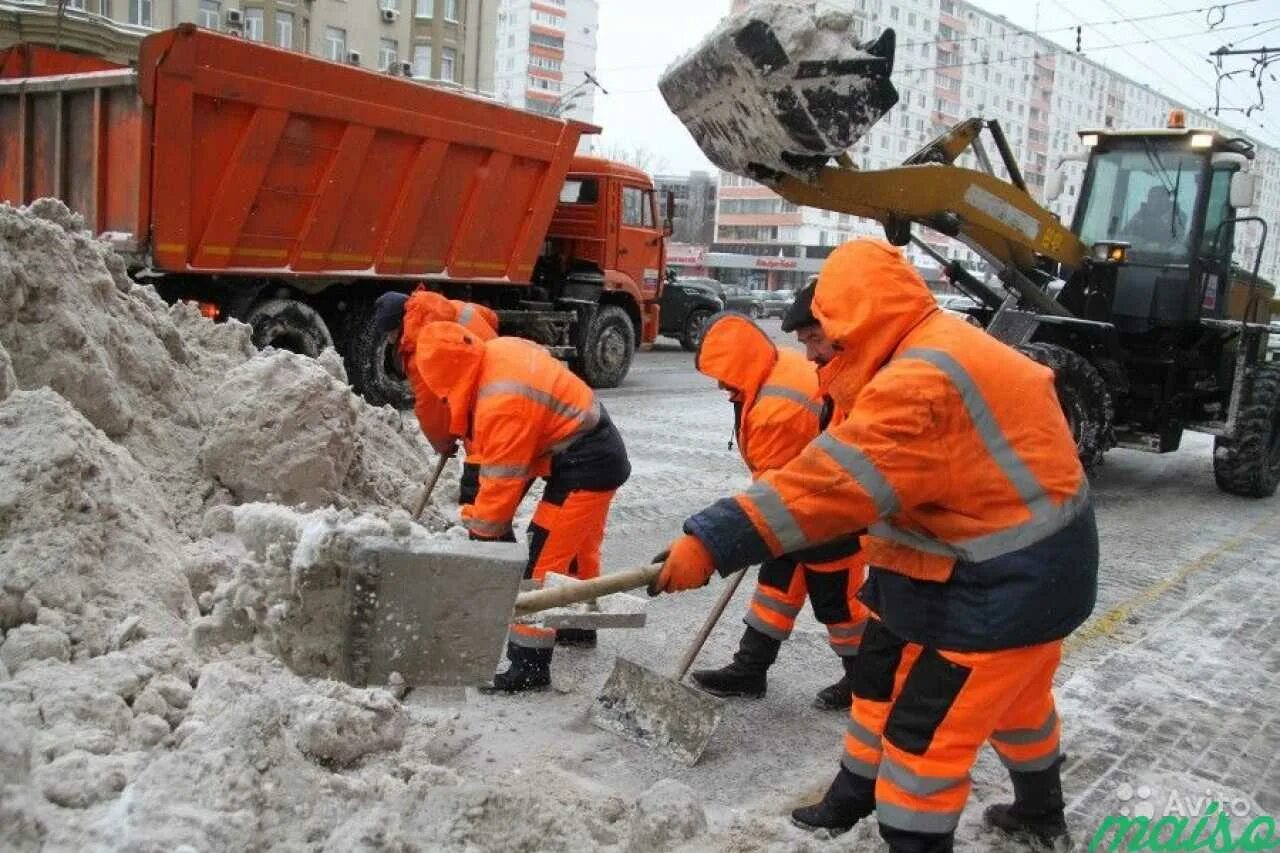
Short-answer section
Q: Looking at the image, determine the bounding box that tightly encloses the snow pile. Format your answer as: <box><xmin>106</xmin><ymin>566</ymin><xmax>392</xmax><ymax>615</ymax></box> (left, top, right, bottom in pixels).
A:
<box><xmin>0</xmin><ymin>201</ymin><xmax>714</xmax><ymax>851</ymax></box>
<box><xmin>659</xmin><ymin>0</ymin><xmax>899</xmax><ymax>182</ymax></box>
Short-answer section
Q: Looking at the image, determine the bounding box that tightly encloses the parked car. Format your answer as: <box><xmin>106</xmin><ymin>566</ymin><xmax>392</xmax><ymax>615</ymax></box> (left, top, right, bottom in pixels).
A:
<box><xmin>761</xmin><ymin>289</ymin><xmax>795</xmax><ymax>318</ymax></box>
<box><xmin>659</xmin><ymin>277</ymin><xmax>724</xmax><ymax>351</ymax></box>
<box><xmin>716</xmin><ymin>283</ymin><xmax>767</xmax><ymax>318</ymax></box>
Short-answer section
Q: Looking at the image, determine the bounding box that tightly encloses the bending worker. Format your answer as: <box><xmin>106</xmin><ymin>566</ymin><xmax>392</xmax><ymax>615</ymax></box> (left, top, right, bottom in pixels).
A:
<box><xmin>648</xmin><ymin>240</ymin><xmax>1098</xmax><ymax>853</ymax></box>
<box><xmin>385</xmin><ymin>308</ymin><xmax>630</xmax><ymax>692</ymax></box>
<box><xmin>691</xmin><ymin>311</ymin><xmax>868</xmax><ymax>710</ymax></box>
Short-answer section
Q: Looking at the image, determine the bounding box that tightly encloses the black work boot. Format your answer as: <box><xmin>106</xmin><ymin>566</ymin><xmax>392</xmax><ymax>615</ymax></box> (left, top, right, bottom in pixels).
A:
<box><xmin>483</xmin><ymin>643</ymin><xmax>551</xmax><ymax>693</ymax></box>
<box><xmin>554</xmin><ymin>628</ymin><xmax>597</xmax><ymax>648</ymax></box>
<box><xmin>880</xmin><ymin>825</ymin><xmax>955</xmax><ymax>853</ymax></box>
<box><xmin>814</xmin><ymin>654</ymin><xmax>859</xmax><ymax>710</ymax></box>
<box><xmin>791</xmin><ymin>766</ymin><xmax>876</xmax><ymax>835</ymax></box>
<box><xmin>983</xmin><ymin>756</ymin><xmax>1070</xmax><ymax>849</ymax></box>
<box><xmin>690</xmin><ymin>626</ymin><xmax>780</xmax><ymax>698</ymax></box>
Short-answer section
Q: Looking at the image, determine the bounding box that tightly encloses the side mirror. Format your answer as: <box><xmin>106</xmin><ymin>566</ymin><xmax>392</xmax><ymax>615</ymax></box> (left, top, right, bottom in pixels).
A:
<box><xmin>663</xmin><ymin>190</ymin><xmax>675</xmax><ymax>236</ymax></box>
<box><xmin>1045</xmin><ymin>170</ymin><xmax>1065</xmax><ymax>202</ymax></box>
<box><xmin>1230</xmin><ymin>171</ymin><xmax>1257</xmax><ymax>209</ymax></box>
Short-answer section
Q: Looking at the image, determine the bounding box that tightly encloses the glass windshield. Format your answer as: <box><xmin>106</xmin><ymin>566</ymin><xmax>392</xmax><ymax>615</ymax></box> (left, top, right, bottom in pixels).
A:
<box><xmin>1076</xmin><ymin>145</ymin><xmax>1206</xmax><ymax>264</ymax></box>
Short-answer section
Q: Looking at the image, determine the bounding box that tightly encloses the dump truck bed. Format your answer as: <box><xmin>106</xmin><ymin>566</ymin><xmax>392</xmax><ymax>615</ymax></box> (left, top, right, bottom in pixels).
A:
<box><xmin>0</xmin><ymin>25</ymin><xmax>596</xmax><ymax>283</ymax></box>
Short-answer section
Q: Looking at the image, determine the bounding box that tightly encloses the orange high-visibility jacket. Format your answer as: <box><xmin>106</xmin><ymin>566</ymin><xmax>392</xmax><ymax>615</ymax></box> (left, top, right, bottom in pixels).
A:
<box><xmin>401</xmin><ymin>290</ymin><xmax>498</xmax><ymax>448</ymax></box>
<box><xmin>684</xmin><ymin>240</ymin><xmax>1097</xmax><ymax>651</ymax></box>
<box><xmin>696</xmin><ymin>313</ymin><xmax>822</xmax><ymax>477</ymax></box>
<box><xmin>413</xmin><ymin>321</ymin><xmax>602</xmax><ymax>539</ymax></box>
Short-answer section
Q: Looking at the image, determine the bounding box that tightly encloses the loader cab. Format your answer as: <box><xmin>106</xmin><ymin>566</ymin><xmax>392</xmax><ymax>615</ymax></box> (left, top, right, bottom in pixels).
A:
<box><xmin>1070</xmin><ymin>119</ymin><xmax>1260</xmax><ymax>334</ymax></box>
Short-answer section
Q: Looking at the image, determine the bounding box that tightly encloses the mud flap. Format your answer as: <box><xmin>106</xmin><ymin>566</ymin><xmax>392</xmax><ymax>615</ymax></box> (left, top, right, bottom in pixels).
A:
<box><xmin>659</xmin><ymin>3</ymin><xmax>899</xmax><ymax>183</ymax></box>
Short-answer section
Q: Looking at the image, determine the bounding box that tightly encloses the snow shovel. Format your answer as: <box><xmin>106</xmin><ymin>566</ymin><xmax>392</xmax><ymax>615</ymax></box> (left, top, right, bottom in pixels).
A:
<box><xmin>659</xmin><ymin>2</ymin><xmax>899</xmax><ymax>184</ymax></box>
<box><xmin>589</xmin><ymin>567</ymin><xmax>750</xmax><ymax>766</ymax></box>
<box><xmin>412</xmin><ymin>449</ymin><xmax>454</xmax><ymax>520</ymax></box>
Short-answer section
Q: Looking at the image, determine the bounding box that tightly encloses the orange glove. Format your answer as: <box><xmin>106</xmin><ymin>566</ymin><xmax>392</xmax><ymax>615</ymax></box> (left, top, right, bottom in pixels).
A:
<box><xmin>649</xmin><ymin>534</ymin><xmax>717</xmax><ymax>595</ymax></box>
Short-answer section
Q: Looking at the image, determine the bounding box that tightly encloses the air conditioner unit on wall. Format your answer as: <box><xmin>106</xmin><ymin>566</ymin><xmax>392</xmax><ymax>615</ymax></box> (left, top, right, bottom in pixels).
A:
<box><xmin>381</xmin><ymin>8</ymin><xmax>398</xmax><ymax>22</ymax></box>
<box><xmin>347</xmin><ymin>51</ymin><xmax>362</xmax><ymax>65</ymax></box>
<box><xmin>225</xmin><ymin>8</ymin><xmax>243</xmax><ymax>25</ymax></box>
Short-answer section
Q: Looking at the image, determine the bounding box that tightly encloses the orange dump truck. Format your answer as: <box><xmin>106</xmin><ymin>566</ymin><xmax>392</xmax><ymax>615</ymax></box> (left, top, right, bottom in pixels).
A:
<box><xmin>0</xmin><ymin>26</ymin><xmax>668</xmax><ymax>400</ymax></box>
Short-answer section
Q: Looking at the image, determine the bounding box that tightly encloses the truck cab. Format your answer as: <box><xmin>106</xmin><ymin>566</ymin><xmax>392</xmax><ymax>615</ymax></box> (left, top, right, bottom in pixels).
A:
<box><xmin>538</xmin><ymin>157</ymin><xmax>668</xmax><ymax>386</ymax></box>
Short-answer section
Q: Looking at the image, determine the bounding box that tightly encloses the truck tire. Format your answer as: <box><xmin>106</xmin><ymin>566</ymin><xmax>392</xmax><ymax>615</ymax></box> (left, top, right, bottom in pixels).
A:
<box><xmin>344</xmin><ymin>297</ymin><xmax>413</xmax><ymax>409</ymax></box>
<box><xmin>750</xmin><ymin>303</ymin><xmax>764</xmax><ymax>319</ymax></box>
<box><xmin>1213</xmin><ymin>364</ymin><xmax>1280</xmax><ymax>498</ymax></box>
<box><xmin>680</xmin><ymin>308</ymin><xmax>713</xmax><ymax>352</ymax></box>
<box><xmin>245</xmin><ymin>298</ymin><xmax>334</xmax><ymax>357</ymax></box>
<box><xmin>576</xmin><ymin>305</ymin><xmax>634</xmax><ymax>388</ymax></box>
<box><xmin>1018</xmin><ymin>342</ymin><xmax>1112</xmax><ymax>472</ymax></box>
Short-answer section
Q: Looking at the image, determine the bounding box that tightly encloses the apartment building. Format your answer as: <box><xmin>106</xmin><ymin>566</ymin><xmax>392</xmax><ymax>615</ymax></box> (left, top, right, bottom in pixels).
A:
<box><xmin>717</xmin><ymin>0</ymin><xmax>1280</xmax><ymax>289</ymax></box>
<box><xmin>492</xmin><ymin>0</ymin><xmax>598</xmax><ymax>122</ymax></box>
<box><xmin>25</xmin><ymin>0</ymin><xmax>497</xmax><ymax>92</ymax></box>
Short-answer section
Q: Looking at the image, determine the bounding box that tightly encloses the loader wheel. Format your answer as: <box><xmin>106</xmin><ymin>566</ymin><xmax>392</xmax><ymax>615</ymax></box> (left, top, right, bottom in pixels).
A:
<box><xmin>343</xmin><ymin>296</ymin><xmax>413</xmax><ymax>409</ymax></box>
<box><xmin>576</xmin><ymin>305</ymin><xmax>634</xmax><ymax>388</ymax></box>
<box><xmin>680</xmin><ymin>308</ymin><xmax>713</xmax><ymax>352</ymax></box>
<box><xmin>1018</xmin><ymin>343</ymin><xmax>1112</xmax><ymax>473</ymax></box>
<box><xmin>245</xmin><ymin>298</ymin><xmax>334</xmax><ymax>358</ymax></box>
<box><xmin>1213</xmin><ymin>364</ymin><xmax>1280</xmax><ymax>498</ymax></box>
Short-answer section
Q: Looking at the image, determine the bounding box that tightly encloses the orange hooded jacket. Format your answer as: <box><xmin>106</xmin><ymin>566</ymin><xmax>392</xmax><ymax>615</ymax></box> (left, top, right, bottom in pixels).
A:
<box><xmin>684</xmin><ymin>240</ymin><xmax>1096</xmax><ymax>651</ymax></box>
<box><xmin>413</xmin><ymin>321</ymin><xmax>602</xmax><ymax>539</ymax></box>
<box><xmin>401</xmin><ymin>290</ymin><xmax>498</xmax><ymax>450</ymax></box>
<box><xmin>696</xmin><ymin>313</ymin><xmax>822</xmax><ymax>477</ymax></box>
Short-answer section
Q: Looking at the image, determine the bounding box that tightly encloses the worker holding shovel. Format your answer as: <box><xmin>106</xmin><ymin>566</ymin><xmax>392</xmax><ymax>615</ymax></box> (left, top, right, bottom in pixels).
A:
<box><xmin>648</xmin><ymin>240</ymin><xmax>1098</xmax><ymax>853</ymax></box>
<box><xmin>398</xmin><ymin>317</ymin><xmax>630</xmax><ymax>692</ymax></box>
<box><xmin>690</xmin><ymin>311</ymin><xmax>868</xmax><ymax>710</ymax></box>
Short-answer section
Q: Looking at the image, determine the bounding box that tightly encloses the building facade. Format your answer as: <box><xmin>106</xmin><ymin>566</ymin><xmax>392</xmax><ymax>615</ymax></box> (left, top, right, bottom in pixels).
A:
<box><xmin>25</xmin><ymin>0</ymin><xmax>496</xmax><ymax>92</ymax></box>
<box><xmin>654</xmin><ymin>171</ymin><xmax>718</xmax><ymax>246</ymax></box>
<box><xmin>717</xmin><ymin>0</ymin><xmax>1280</xmax><ymax>289</ymax></box>
<box><xmin>492</xmin><ymin>0</ymin><xmax>598</xmax><ymax>124</ymax></box>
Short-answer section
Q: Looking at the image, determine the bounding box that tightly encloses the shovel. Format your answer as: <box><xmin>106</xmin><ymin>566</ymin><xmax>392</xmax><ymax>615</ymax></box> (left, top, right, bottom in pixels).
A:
<box><xmin>589</xmin><ymin>567</ymin><xmax>750</xmax><ymax>766</ymax></box>
<box><xmin>412</xmin><ymin>449</ymin><xmax>454</xmax><ymax>520</ymax></box>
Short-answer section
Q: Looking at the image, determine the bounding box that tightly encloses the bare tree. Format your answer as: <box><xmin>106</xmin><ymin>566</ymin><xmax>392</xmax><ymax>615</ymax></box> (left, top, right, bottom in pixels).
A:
<box><xmin>596</xmin><ymin>142</ymin><xmax>671</xmax><ymax>176</ymax></box>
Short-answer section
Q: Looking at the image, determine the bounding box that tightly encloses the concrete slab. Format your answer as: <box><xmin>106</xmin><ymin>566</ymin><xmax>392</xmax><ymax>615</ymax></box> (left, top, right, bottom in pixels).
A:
<box><xmin>341</xmin><ymin>538</ymin><xmax>526</xmax><ymax>689</ymax></box>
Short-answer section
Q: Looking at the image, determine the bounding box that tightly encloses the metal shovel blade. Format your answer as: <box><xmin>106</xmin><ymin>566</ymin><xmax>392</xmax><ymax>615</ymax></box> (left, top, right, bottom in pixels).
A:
<box><xmin>589</xmin><ymin>657</ymin><xmax>724</xmax><ymax>766</ymax></box>
<box><xmin>659</xmin><ymin>3</ymin><xmax>899</xmax><ymax>184</ymax></box>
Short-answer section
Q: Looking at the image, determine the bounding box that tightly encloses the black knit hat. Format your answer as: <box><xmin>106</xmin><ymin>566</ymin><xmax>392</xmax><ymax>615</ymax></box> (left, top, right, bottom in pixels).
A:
<box><xmin>781</xmin><ymin>279</ymin><xmax>818</xmax><ymax>332</ymax></box>
<box><xmin>373</xmin><ymin>291</ymin><xmax>409</xmax><ymax>334</ymax></box>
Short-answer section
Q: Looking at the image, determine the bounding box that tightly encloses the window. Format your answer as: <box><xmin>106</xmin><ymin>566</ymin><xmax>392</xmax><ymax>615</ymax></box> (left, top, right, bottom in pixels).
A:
<box><xmin>274</xmin><ymin>10</ymin><xmax>293</xmax><ymax>48</ymax></box>
<box><xmin>413</xmin><ymin>43</ymin><xmax>432</xmax><ymax>77</ymax></box>
<box><xmin>198</xmin><ymin>0</ymin><xmax>220</xmax><ymax>29</ymax></box>
<box><xmin>380</xmin><ymin>0</ymin><xmax>399</xmax><ymax>9</ymax></box>
<box><xmin>128</xmin><ymin>0</ymin><xmax>151</xmax><ymax>25</ymax></box>
<box><xmin>443</xmin><ymin>0</ymin><xmax>458</xmax><ymax>21</ymax></box>
<box><xmin>244</xmin><ymin>8</ymin><xmax>263</xmax><ymax>41</ymax></box>
<box><xmin>622</xmin><ymin>187</ymin><xmax>645</xmax><ymax>226</ymax></box>
<box><xmin>559</xmin><ymin>179</ymin><xmax>599</xmax><ymax>204</ymax></box>
<box><xmin>440</xmin><ymin>47</ymin><xmax>456</xmax><ymax>81</ymax></box>
<box><xmin>529</xmin><ymin>31</ymin><xmax>563</xmax><ymax>50</ymax></box>
<box><xmin>325</xmin><ymin>27</ymin><xmax>346</xmax><ymax>62</ymax></box>
<box><xmin>1076</xmin><ymin>147</ymin><xmax>1204</xmax><ymax>264</ymax></box>
<box><xmin>379</xmin><ymin>39</ymin><xmax>398</xmax><ymax>70</ymax></box>
<box><xmin>532</xmin><ymin>9</ymin><xmax>562</xmax><ymax>27</ymax></box>
<box><xmin>416</xmin><ymin>0</ymin><xmax>432</xmax><ymax>18</ymax></box>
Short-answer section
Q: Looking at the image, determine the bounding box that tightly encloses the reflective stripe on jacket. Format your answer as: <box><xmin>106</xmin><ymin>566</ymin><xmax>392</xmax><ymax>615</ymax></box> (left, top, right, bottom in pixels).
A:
<box><xmin>683</xmin><ymin>240</ymin><xmax>1097</xmax><ymax>650</ymax></box>
<box><xmin>413</xmin><ymin>322</ymin><xmax>604</xmax><ymax>539</ymax></box>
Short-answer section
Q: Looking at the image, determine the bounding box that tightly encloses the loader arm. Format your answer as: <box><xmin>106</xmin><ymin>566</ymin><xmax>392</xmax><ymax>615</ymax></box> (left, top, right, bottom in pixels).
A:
<box><xmin>772</xmin><ymin>161</ymin><xmax>1087</xmax><ymax>273</ymax></box>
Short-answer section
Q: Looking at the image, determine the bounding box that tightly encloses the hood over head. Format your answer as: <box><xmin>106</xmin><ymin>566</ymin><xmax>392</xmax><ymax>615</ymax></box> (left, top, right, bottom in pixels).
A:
<box><xmin>413</xmin><ymin>321</ymin><xmax>486</xmax><ymax>437</ymax></box>
<box><xmin>402</xmin><ymin>290</ymin><xmax>497</xmax><ymax>357</ymax></box>
<box><xmin>812</xmin><ymin>239</ymin><xmax>938</xmax><ymax>401</ymax></box>
<box><xmin>695</xmin><ymin>312</ymin><xmax>777</xmax><ymax>398</ymax></box>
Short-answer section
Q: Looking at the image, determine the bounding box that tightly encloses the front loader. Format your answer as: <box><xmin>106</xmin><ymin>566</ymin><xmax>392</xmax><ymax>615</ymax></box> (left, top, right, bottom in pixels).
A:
<box><xmin>661</xmin><ymin>4</ymin><xmax>1277</xmax><ymax>496</ymax></box>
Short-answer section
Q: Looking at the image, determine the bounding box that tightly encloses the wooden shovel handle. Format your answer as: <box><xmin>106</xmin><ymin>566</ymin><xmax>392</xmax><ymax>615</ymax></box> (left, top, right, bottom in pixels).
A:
<box><xmin>513</xmin><ymin>564</ymin><xmax>662</xmax><ymax>615</ymax></box>
<box><xmin>674</xmin><ymin>567</ymin><xmax>748</xmax><ymax>680</ymax></box>
<box><xmin>412</xmin><ymin>450</ymin><xmax>454</xmax><ymax>520</ymax></box>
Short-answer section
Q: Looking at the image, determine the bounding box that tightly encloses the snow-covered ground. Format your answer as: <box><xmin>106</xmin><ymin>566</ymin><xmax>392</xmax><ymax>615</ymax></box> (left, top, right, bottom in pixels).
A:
<box><xmin>424</xmin><ymin>320</ymin><xmax>1280</xmax><ymax>852</ymax></box>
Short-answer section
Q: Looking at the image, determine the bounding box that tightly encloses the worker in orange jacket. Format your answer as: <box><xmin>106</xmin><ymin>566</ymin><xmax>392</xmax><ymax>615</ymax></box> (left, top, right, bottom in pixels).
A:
<box><xmin>690</xmin><ymin>312</ymin><xmax>869</xmax><ymax>710</ymax></box>
<box><xmin>405</xmin><ymin>319</ymin><xmax>630</xmax><ymax>691</ymax></box>
<box><xmin>648</xmin><ymin>240</ymin><xmax>1098</xmax><ymax>853</ymax></box>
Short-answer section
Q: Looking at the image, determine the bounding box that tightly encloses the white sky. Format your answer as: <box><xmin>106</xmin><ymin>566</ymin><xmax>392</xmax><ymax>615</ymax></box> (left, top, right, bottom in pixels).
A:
<box><xmin>592</xmin><ymin>0</ymin><xmax>1280</xmax><ymax>174</ymax></box>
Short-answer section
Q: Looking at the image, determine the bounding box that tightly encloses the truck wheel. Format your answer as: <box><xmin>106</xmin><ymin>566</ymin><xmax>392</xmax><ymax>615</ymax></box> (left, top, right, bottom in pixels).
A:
<box><xmin>245</xmin><ymin>298</ymin><xmax>334</xmax><ymax>357</ymax></box>
<box><xmin>1213</xmin><ymin>364</ymin><xmax>1280</xmax><ymax>497</ymax></box>
<box><xmin>750</xmin><ymin>303</ymin><xmax>763</xmax><ymax>319</ymax></box>
<box><xmin>680</xmin><ymin>308</ymin><xmax>713</xmax><ymax>352</ymax></box>
<box><xmin>1018</xmin><ymin>343</ymin><xmax>1112</xmax><ymax>473</ymax></box>
<box><xmin>577</xmin><ymin>305</ymin><xmax>634</xmax><ymax>388</ymax></box>
<box><xmin>344</xmin><ymin>297</ymin><xmax>413</xmax><ymax>409</ymax></box>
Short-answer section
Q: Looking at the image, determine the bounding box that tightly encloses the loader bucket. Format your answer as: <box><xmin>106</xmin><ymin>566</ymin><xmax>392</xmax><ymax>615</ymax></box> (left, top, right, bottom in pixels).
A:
<box><xmin>660</xmin><ymin>2</ymin><xmax>899</xmax><ymax>184</ymax></box>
